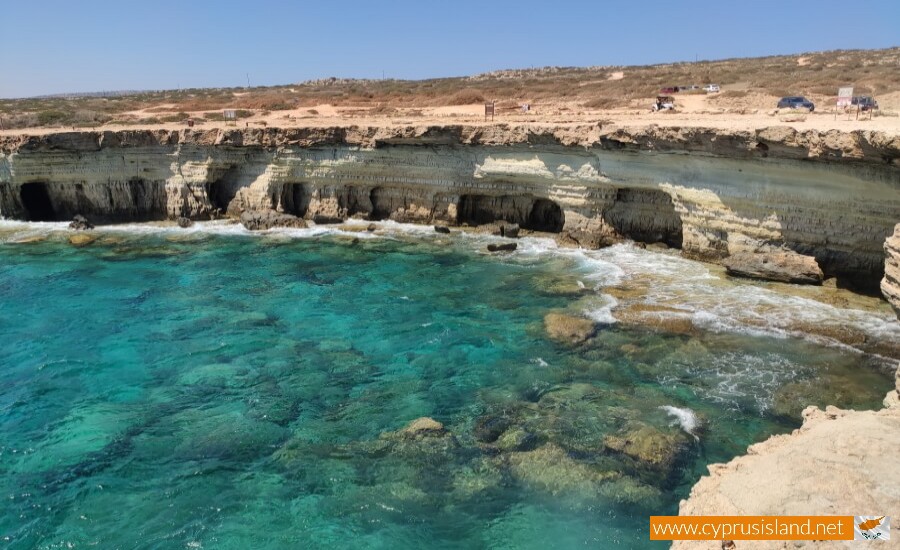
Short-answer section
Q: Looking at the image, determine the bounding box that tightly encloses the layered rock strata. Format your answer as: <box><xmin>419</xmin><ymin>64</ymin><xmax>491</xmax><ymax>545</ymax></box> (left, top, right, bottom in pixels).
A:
<box><xmin>1</xmin><ymin>125</ymin><xmax>898</xmax><ymax>290</ymax></box>
<box><xmin>882</xmin><ymin>224</ymin><xmax>900</xmax><ymax>316</ymax></box>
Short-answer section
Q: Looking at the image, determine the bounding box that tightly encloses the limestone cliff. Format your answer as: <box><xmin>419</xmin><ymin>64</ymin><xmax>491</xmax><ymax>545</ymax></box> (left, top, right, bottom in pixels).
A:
<box><xmin>883</xmin><ymin>224</ymin><xmax>900</xmax><ymax>317</ymax></box>
<box><xmin>1</xmin><ymin>124</ymin><xmax>898</xmax><ymax>289</ymax></box>
<box><xmin>674</xmin><ymin>370</ymin><xmax>900</xmax><ymax>549</ymax></box>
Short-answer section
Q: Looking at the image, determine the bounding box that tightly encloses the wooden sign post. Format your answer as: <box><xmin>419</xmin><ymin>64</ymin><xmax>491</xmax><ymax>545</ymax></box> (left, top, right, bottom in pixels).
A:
<box><xmin>836</xmin><ymin>86</ymin><xmax>853</xmax><ymax>120</ymax></box>
<box><xmin>484</xmin><ymin>101</ymin><xmax>495</xmax><ymax>121</ymax></box>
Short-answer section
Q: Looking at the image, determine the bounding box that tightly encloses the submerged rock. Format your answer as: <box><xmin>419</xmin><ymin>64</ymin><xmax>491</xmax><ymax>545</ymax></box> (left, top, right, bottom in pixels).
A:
<box><xmin>68</xmin><ymin>233</ymin><xmax>97</xmax><ymax>247</ymax></box>
<box><xmin>505</xmin><ymin>443</ymin><xmax>617</xmax><ymax>496</ymax></box>
<box><xmin>543</xmin><ymin>312</ymin><xmax>596</xmax><ymax>344</ymax></box>
<box><xmin>614</xmin><ymin>303</ymin><xmax>696</xmax><ymax>335</ymax></box>
<box><xmin>603</xmin><ymin>422</ymin><xmax>689</xmax><ymax>477</ymax></box>
<box><xmin>397</xmin><ymin>417</ymin><xmax>445</xmax><ymax>438</ymax></box>
<box><xmin>240</xmin><ymin>209</ymin><xmax>308</xmax><ymax>231</ymax></box>
<box><xmin>496</xmin><ymin>427</ymin><xmax>538</xmax><ymax>452</ymax></box>
<box><xmin>723</xmin><ymin>250</ymin><xmax>823</xmax><ymax>284</ymax></box>
<box><xmin>176</xmin><ymin>216</ymin><xmax>193</xmax><ymax>228</ymax></box>
<box><xmin>487</xmin><ymin>242</ymin><xmax>517</xmax><ymax>252</ymax></box>
<box><xmin>69</xmin><ymin>214</ymin><xmax>94</xmax><ymax>230</ymax></box>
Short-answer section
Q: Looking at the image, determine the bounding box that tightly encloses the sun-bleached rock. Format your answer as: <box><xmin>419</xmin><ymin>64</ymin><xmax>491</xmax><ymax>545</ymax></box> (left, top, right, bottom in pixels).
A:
<box><xmin>723</xmin><ymin>250</ymin><xmax>824</xmax><ymax>284</ymax></box>
<box><xmin>674</xmin><ymin>398</ymin><xmax>900</xmax><ymax>550</ymax></box>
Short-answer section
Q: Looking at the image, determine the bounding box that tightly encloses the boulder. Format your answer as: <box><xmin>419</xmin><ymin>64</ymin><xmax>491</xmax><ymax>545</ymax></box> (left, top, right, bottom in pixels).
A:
<box><xmin>434</xmin><ymin>225</ymin><xmax>451</xmax><ymax>234</ymax></box>
<box><xmin>603</xmin><ymin>422</ymin><xmax>687</xmax><ymax>475</ymax></box>
<box><xmin>367</xmin><ymin>223</ymin><xmax>377</xmax><ymax>232</ymax></box>
<box><xmin>68</xmin><ymin>214</ymin><xmax>94</xmax><ymax>230</ymax></box>
<box><xmin>240</xmin><ymin>209</ymin><xmax>308</xmax><ymax>231</ymax></box>
<box><xmin>487</xmin><ymin>242</ymin><xmax>517</xmax><ymax>252</ymax></box>
<box><xmin>176</xmin><ymin>217</ymin><xmax>193</xmax><ymax>228</ymax></box>
<box><xmin>499</xmin><ymin>222</ymin><xmax>519</xmax><ymax>238</ymax></box>
<box><xmin>68</xmin><ymin>233</ymin><xmax>96</xmax><ymax>247</ymax></box>
<box><xmin>397</xmin><ymin>417</ymin><xmax>445</xmax><ymax>438</ymax></box>
<box><xmin>723</xmin><ymin>250</ymin><xmax>823</xmax><ymax>284</ymax></box>
<box><xmin>543</xmin><ymin>312</ymin><xmax>596</xmax><ymax>344</ymax></box>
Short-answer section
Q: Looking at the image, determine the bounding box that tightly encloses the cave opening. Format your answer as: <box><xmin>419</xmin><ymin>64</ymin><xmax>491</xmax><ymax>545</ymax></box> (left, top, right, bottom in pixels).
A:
<box><xmin>604</xmin><ymin>188</ymin><xmax>683</xmax><ymax>248</ymax></box>
<box><xmin>457</xmin><ymin>194</ymin><xmax>565</xmax><ymax>233</ymax></box>
<box><xmin>19</xmin><ymin>182</ymin><xmax>57</xmax><ymax>221</ymax></box>
<box><xmin>526</xmin><ymin>198</ymin><xmax>565</xmax><ymax>232</ymax></box>
<box><xmin>279</xmin><ymin>183</ymin><xmax>311</xmax><ymax>218</ymax></box>
<box><xmin>369</xmin><ymin>187</ymin><xmax>391</xmax><ymax>221</ymax></box>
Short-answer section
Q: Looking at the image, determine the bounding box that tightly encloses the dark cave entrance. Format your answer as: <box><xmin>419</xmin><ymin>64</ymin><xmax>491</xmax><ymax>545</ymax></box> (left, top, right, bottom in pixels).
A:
<box><xmin>526</xmin><ymin>198</ymin><xmax>565</xmax><ymax>232</ymax></box>
<box><xmin>19</xmin><ymin>182</ymin><xmax>57</xmax><ymax>221</ymax></box>
<box><xmin>457</xmin><ymin>195</ymin><xmax>565</xmax><ymax>232</ymax></box>
<box><xmin>279</xmin><ymin>183</ymin><xmax>311</xmax><ymax>218</ymax></box>
<box><xmin>604</xmin><ymin>188</ymin><xmax>683</xmax><ymax>248</ymax></box>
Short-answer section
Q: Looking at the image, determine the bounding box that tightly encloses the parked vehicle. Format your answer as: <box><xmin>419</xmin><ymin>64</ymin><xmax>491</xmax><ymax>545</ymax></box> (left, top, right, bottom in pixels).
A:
<box><xmin>652</xmin><ymin>96</ymin><xmax>675</xmax><ymax>111</ymax></box>
<box><xmin>703</xmin><ymin>84</ymin><xmax>720</xmax><ymax>93</ymax></box>
<box><xmin>851</xmin><ymin>96</ymin><xmax>878</xmax><ymax>111</ymax></box>
<box><xmin>777</xmin><ymin>96</ymin><xmax>815</xmax><ymax>111</ymax></box>
<box><xmin>660</xmin><ymin>87</ymin><xmax>677</xmax><ymax>94</ymax></box>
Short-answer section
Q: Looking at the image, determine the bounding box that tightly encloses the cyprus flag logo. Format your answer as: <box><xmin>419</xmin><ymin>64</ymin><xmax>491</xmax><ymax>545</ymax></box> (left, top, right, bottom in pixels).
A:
<box><xmin>854</xmin><ymin>516</ymin><xmax>890</xmax><ymax>541</ymax></box>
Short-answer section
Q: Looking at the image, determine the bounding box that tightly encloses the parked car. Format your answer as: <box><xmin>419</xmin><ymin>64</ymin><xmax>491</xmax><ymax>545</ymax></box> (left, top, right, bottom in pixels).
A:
<box><xmin>660</xmin><ymin>87</ymin><xmax>677</xmax><ymax>94</ymax></box>
<box><xmin>851</xmin><ymin>96</ymin><xmax>878</xmax><ymax>111</ymax></box>
<box><xmin>652</xmin><ymin>96</ymin><xmax>675</xmax><ymax>111</ymax></box>
<box><xmin>777</xmin><ymin>96</ymin><xmax>815</xmax><ymax>111</ymax></box>
<box><xmin>703</xmin><ymin>84</ymin><xmax>720</xmax><ymax>93</ymax></box>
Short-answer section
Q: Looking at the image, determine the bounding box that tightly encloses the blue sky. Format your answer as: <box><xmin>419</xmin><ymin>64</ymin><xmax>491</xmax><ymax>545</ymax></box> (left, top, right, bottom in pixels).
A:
<box><xmin>1</xmin><ymin>0</ymin><xmax>897</xmax><ymax>98</ymax></box>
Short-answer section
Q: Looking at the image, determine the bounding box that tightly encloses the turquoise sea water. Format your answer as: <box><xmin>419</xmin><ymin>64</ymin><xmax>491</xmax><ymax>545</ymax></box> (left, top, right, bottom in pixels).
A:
<box><xmin>0</xmin><ymin>222</ymin><xmax>894</xmax><ymax>549</ymax></box>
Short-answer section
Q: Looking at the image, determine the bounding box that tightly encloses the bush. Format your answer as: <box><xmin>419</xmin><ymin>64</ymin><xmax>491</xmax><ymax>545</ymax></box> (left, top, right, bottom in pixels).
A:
<box><xmin>37</xmin><ymin>110</ymin><xmax>69</xmax><ymax>126</ymax></box>
<box><xmin>447</xmin><ymin>88</ymin><xmax>485</xmax><ymax>105</ymax></box>
<box><xmin>583</xmin><ymin>96</ymin><xmax>622</xmax><ymax>109</ymax></box>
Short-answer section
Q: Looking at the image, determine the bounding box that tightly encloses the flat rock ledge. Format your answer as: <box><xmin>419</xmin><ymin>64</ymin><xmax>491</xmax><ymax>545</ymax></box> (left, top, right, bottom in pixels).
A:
<box><xmin>239</xmin><ymin>209</ymin><xmax>307</xmax><ymax>231</ymax></box>
<box><xmin>675</xmin><ymin>371</ymin><xmax>900</xmax><ymax>550</ymax></box>
<box><xmin>723</xmin><ymin>250</ymin><xmax>824</xmax><ymax>285</ymax></box>
<box><xmin>882</xmin><ymin>223</ymin><xmax>900</xmax><ymax>318</ymax></box>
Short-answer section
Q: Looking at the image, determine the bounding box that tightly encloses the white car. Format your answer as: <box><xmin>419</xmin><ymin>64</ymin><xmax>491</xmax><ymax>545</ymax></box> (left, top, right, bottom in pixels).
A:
<box><xmin>704</xmin><ymin>84</ymin><xmax>720</xmax><ymax>93</ymax></box>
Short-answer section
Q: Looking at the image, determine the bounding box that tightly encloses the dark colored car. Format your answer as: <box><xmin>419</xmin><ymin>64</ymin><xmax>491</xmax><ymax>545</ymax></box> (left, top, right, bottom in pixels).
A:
<box><xmin>660</xmin><ymin>87</ymin><xmax>677</xmax><ymax>94</ymax></box>
<box><xmin>851</xmin><ymin>96</ymin><xmax>878</xmax><ymax>111</ymax></box>
<box><xmin>777</xmin><ymin>96</ymin><xmax>815</xmax><ymax>111</ymax></box>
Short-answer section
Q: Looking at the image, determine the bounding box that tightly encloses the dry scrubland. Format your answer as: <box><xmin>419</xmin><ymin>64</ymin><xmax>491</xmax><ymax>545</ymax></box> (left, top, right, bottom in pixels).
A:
<box><xmin>2</xmin><ymin>47</ymin><xmax>899</xmax><ymax>133</ymax></box>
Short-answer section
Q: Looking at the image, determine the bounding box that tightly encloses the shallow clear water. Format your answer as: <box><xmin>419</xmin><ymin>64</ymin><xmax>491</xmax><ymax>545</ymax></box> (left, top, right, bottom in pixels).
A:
<box><xmin>0</xmin><ymin>222</ymin><xmax>894</xmax><ymax>549</ymax></box>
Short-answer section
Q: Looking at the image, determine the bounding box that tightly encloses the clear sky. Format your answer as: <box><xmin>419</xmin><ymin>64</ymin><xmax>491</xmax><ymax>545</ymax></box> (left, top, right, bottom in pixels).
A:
<box><xmin>1</xmin><ymin>0</ymin><xmax>898</xmax><ymax>98</ymax></box>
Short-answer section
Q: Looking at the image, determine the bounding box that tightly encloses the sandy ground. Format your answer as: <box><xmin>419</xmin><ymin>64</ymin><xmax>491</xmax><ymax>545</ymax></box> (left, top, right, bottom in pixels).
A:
<box><xmin>4</xmin><ymin>94</ymin><xmax>899</xmax><ymax>136</ymax></box>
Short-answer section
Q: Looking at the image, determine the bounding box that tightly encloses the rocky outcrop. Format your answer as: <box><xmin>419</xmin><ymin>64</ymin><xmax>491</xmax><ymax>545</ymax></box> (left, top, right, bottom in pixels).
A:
<box><xmin>68</xmin><ymin>214</ymin><xmax>93</xmax><ymax>230</ymax></box>
<box><xmin>883</xmin><ymin>224</ymin><xmax>900</xmax><ymax>317</ymax></box>
<box><xmin>486</xmin><ymin>242</ymin><xmax>517</xmax><ymax>253</ymax></box>
<box><xmin>1</xmin><ymin>125</ymin><xmax>898</xmax><ymax>289</ymax></box>
<box><xmin>675</xmin><ymin>372</ymin><xmax>900</xmax><ymax>550</ymax></box>
<box><xmin>239</xmin><ymin>209</ymin><xmax>307</xmax><ymax>231</ymax></box>
<box><xmin>543</xmin><ymin>312</ymin><xmax>596</xmax><ymax>344</ymax></box>
<box><xmin>723</xmin><ymin>250</ymin><xmax>824</xmax><ymax>284</ymax></box>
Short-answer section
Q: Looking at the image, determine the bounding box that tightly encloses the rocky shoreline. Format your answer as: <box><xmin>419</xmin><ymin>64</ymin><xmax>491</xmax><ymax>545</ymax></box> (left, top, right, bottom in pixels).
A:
<box><xmin>0</xmin><ymin>124</ymin><xmax>898</xmax><ymax>298</ymax></box>
<box><xmin>675</xmin><ymin>370</ymin><xmax>900</xmax><ymax>549</ymax></box>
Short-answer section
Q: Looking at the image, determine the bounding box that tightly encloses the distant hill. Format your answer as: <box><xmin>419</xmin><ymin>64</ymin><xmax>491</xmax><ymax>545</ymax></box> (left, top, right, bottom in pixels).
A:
<box><xmin>2</xmin><ymin>47</ymin><xmax>898</xmax><ymax>130</ymax></box>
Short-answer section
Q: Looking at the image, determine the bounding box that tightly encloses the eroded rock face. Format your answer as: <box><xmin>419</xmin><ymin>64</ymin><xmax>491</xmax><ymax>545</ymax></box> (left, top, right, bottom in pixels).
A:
<box><xmin>239</xmin><ymin>209</ymin><xmax>307</xmax><ymax>231</ymax></box>
<box><xmin>543</xmin><ymin>313</ymin><xmax>596</xmax><ymax>344</ymax></box>
<box><xmin>882</xmin><ymin>224</ymin><xmax>900</xmax><ymax>318</ymax></box>
<box><xmin>1</xmin><ymin>126</ymin><xmax>898</xmax><ymax>288</ymax></box>
<box><xmin>723</xmin><ymin>250</ymin><xmax>824</xmax><ymax>284</ymax></box>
